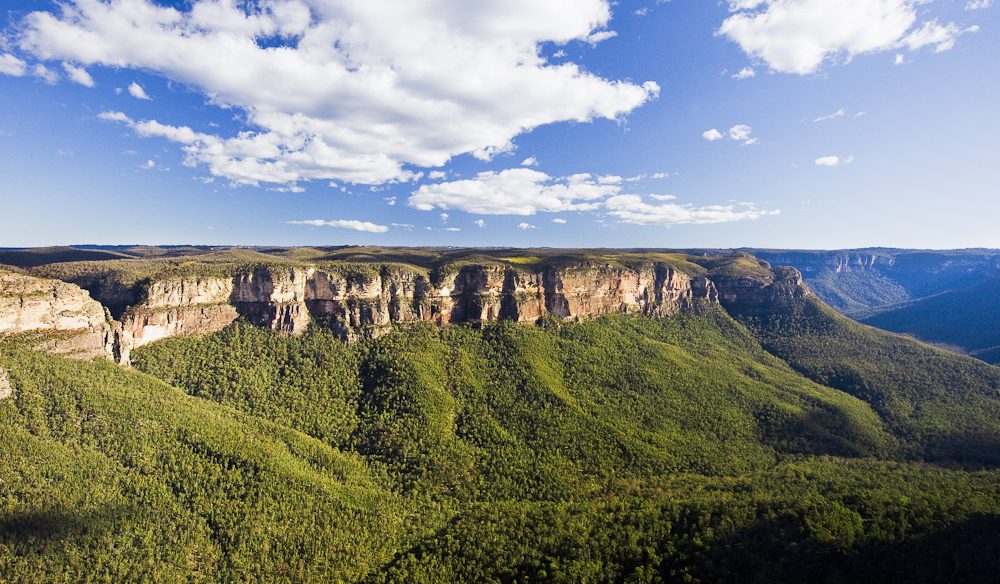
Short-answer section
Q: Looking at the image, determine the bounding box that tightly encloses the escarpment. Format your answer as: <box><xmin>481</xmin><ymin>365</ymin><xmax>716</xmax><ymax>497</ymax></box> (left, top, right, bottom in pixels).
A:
<box><xmin>4</xmin><ymin>251</ymin><xmax>813</xmax><ymax>364</ymax></box>
<box><xmin>79</xmin><ymin>260</ymin><xmax>751</xmax><ymax>346</ymax></box>
<box><xmin>0</xmin><ymin>269</ymin><xmax>124</xmax><ymax>362</ymax></box>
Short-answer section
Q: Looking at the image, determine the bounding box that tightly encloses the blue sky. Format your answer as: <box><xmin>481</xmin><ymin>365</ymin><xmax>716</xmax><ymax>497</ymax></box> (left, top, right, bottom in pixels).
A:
<box><xmin>0</xmin><ymin>0</ymin><xmax>997</xmax><ymax>249</ymax></box>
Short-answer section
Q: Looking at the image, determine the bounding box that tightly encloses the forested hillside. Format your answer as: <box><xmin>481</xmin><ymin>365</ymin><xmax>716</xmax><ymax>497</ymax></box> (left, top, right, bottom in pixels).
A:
<box><xmin>863</xmin><ymin>277</ymin><xmax>1000</xmax><ymax>365</ymax></box>
<box><xmin>5</xmin><ymin>296</ymin><xmax>1000</xmax><ymax>581</ymax></box>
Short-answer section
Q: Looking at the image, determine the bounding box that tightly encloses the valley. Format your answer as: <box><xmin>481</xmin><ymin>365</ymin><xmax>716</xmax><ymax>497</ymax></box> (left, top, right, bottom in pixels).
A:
<box><xmin>3</xmin><ymin>246</ymin><xmax>1000</xmax><ymax>581</ymax></box>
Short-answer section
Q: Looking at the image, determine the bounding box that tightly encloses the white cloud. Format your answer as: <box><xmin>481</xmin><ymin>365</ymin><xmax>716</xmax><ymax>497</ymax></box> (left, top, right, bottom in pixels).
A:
<box><xmin>141</xmin><ymin>159</ymin><xmax>156</xmax><ymax>169</ymax></box>
<box><xmin>813</xmin><ymin>108</ymin><xmax>846</xmax><ymax>122</ymax></box>
<box><xmin>720</xmin><ymin>0</ymin><xmax>973</xmax><ymax>75</ymax></box>
<box><xmin>384</xmin><ymin>196</ymin><xmax>397</xmax><ymax>206</ymax></box>
<box><xmin>894</xmin><ymin>53</ymin><xmax>906</xmax><ymax>65</ymax></box>
<box><xmin>732</xmin><ymin>67</ymin><xmax>756</xmax><ymax>79</ymax></box>
<box><xmin>287</xmin><ymin>219</ymin><xmax>389</xmax><ymax>233</ymax></box>
<box><xmin>391</xmin><ymin>222</ymin><xmax>414</xmax><ymax>231</ymax></box>
<box><xmin>444</xmin><ymin>227</ymin><xmax>461</xmax><ymax>232</ymax></box>
<box><xmin>605</xmin><ymin>195</ymin><xmax>778</xmax><ymax>225</ymax></box>
<box><xmin>32</xmin><ymin>64</ymin><xmax>57</xmax><ymax>84</ymax></box>
<box><xmin>18</xmin><ymin>0</ymin><xmax>657</xmax><ymax>186</ymax></box>
<box><xmin>704</xmin><ymin>125</ymin><xmax>756</xmax><ymax>145</ymax></box>
<box><xmin>967</xmin><ymin>0</ymin><xmax>992</xmax><ymax>9</ymax></box>
<box><xmin>517</xmin><ymin>222</ymin><xmax>537</xmax><ymax>230</ymax></box>
<box><xmin>728</xmin><ymin>124</ymin><xmax>754</xmax><ymax>143</ymax></box>
<box><xmin>409</xmin><ymin>168</ymin><xmax>617</xmax><ymax>215</ymax></box>
<box><xmin>521</xmin><ymin>156</ymin><xmax>539</xmax><ymax>166</ymax></box>
<box><xmin>61</xmin><ymin>62</ymin><xmax>94</xmax><ymax>87</ymax></box>
<box><xmin>428</xmin><ymin>171</ymin><xmax>447</xmax><ymax>180</ymax></box>
<box><xmin>439</xmin><ymin>212</ymin><xmax>449</xmax><ymax>223</ymax></box>
<box><xmin>551</xmin><ymin>218</ymin><xmax>567</xmax><ymax>224</ymax></box>
<box><xmin>128</xmin><ymin>81</ymin><xmax>151</xmax><ymax>100</ymax></box>
<box><xmin>702</xmin><ymin>128</ymin><xmax>724</xmax><ymax>141</ymax></box>
<box><xmin>901</xmin><ymin>21</ymin><xmax>977</xmax><ymax>53</ymax></box>
<box><xmin>815</xmin><ymin>155</ymin><xmax>853</xmax><ymax>167</ymax></box>
<box><xmin>474</xmin><ymin>219</ymin><xmax>486</xmax><ymax>228</ymax></box>
<box><xmin>409</xmin><ymin>167</ymin><xmax>777</xmax><ymax>226</ymax></box>
<box><xmin>584</xmin><ymin>30</ymin><xmax>618</xmax><ymax>45</ymax></box>
<box><xmin>0</xmin><ymin>54</ymin><xmax>26</xmax><ymax>77</ymax></box>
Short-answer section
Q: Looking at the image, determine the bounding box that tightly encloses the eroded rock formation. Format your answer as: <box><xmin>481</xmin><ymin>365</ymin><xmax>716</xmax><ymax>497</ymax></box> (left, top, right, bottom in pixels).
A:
<box><xmin>0</xmin><ymin>269</ymin><xmax>124</xmax><ymax>362</ymax></box>
<box><xmin>3</xmin><ymin>255</ymin><xmax>812</xmax><ymax>365</ymax></box>
<box><xmin>100</xmin><ymin>261</ymin><xmax>738</xmax><ymax>349</ymax></box>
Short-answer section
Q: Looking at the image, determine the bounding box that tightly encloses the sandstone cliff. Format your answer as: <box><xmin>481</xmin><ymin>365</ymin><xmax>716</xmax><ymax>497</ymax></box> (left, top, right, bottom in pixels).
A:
<box><xmin>6</xmin><ymin>253</ymin><xmax>814</xmax><ymax>362</ymax></box>
<box><xmin>75</xmin><ymin>259</ymin><xmax>773</xmax><ymax>351</ymax></box>
<box><xmin>0</xmin><ymin>269</ymin><xmax>124</xmax><ymax>362</ymax></box>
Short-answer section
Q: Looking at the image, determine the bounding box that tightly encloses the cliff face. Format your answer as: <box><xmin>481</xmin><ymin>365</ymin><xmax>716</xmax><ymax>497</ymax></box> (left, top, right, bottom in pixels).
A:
<box><xmin>715</xmin><ymin>266</ymin><xmax>811</xmax><ymax>317</ymax></box>
<box><xmin>0</xmin><ymin>269</ymin><xmax>123</xmax><ymax>362</ymax></box>
<box><xmin>118</xmin><ymin>277</ymin><xmax>239</xmax><ymax>361</ymax></box>
<box><xmin>101</xmin><ymin>261</ymin><xmax>748</xmax><ymax>347</ymax></box>
<box><xmin>747</xmin><ymin>251</ymin><xmax>894</xmax><ymax>275</ymax></box>
<box><xmin>749</xmin><ymin>249</ymin><xmax>1000</xmax><ymax>318</ymax></box>
<box><xmin>7</xmin><ymin>256</ymin><xmax>813</xmax><ymax>362</ymax></box>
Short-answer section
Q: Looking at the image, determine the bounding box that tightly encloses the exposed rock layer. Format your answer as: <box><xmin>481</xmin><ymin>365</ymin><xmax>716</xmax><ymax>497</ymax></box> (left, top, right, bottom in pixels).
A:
<box><xmin>107</xmin><ymin>262</ymin><xmax>735</xmax><ymax>349</ymax></box>
<box><xmin>0</xmin><ymin>269</ymin><xmax>123</xmax><ymax>362</ymax></box>
<box><xmin>3</xmin><ymin>257</ymin><xmax>812</xmax><ymax>365</ymax></box>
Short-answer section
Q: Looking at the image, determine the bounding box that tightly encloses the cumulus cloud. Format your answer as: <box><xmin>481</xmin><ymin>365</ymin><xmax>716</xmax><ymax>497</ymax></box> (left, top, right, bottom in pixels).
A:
<box><xmin>967</xmin><ymin>0</ymin><xmax>992</xmax><ymax>9</ymax></box>
<box><xmin>287</xmin><ymin>219</ymin><xmax>389</xmax><ymax>233</ymax></box>
<box><xmin>33</xmin><ymin>64</ymin><xmax>58</xmax><ymax>84</ymax></box>
<box><xmin>732</xmin><ymin>67</ymin><xmax>756</xmax><ymax>79</ymax></box>
<box><xmin>702</xmin><ymin>128</ymin><xmax>724</xmax><ymax>141</ymax></box>
<box><xmin>474</xmin><ymin>219</ymin><xmax>486</xmax><ymax>228</ymax></box>
<box><xmin>815</xmin><ymin>155</ymin><xmax>853</xmax><ymax>167</ymax></box>
<box><xmin>705</xmin><ymin>125</ymin><xmax>757</xmax><ymax>145</ymax></box>
<box><xmin>61</xmin><ymin>62</ymin><xmax>93</xmax><ymax>87</ymax></box>
<box><xmin>409</xmin><ymin>168</ymin><xmax>777</xmax><ymax>226</ymax></box>
<box><xmin>605</xmin><ymin>195</ymin><xmax>778</xmax><ymax>225</ymax></box>
<box><xmin>0</xmin><ymin>54</ymin><xmax>26</xmax><ymax>76</ymax></box>
<box><xmin>409</xmin><ymin>168</ymin><xmax>617</xmax><ymax>215</ymax></box>
<box><xmin>720</xmin><ymin>0</ymin><xmax>975</xmax><ymax>75</ymax></box>
<box><xmin>517</xmin><ymin>222</ymin><xmax>537</xmax><ymax>230</ymax></box>
<box><xmin>728</xmin><ymin>124</ymin><xmax>757</xmax><ymax>144</ymax></box>
<box><xmin>128</xmin><ymin>81</ymin><xmax>151</xmax><ymax>100</ymax></box>
<box><xmin>551</xmin><ymin>218</ymin><xmax>568</xmax><ymax>224</ymax></box>
<box><xmin>521</xmin><ymin>156</ymin><xmax>539</xmax><ymax>167</ymax></box>
<box><xmin>17</xmin><ymin>0</ymin><xmax>658</xmax><ymax>186</ymax></box>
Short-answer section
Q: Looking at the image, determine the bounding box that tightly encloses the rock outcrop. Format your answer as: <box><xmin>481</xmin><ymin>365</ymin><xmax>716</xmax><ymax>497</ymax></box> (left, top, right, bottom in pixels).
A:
<box><xmin>4</xmin><ymin>255</ymin><xmax>813</xmax><ymax>362</ymax></box>
<box><xmin>0</xmin><ymin>367</ymin><xmax>12</xmax><ymax>400</ymax></box>
<box><xmin>86</xmin><ymin>260</ymin><xmax>758</xmax><ymax>348</ymax></box>
<box><xmin>0</xmin><ymin>269</ymin><xmax>124</xmax><ymax>362</ymax></box>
